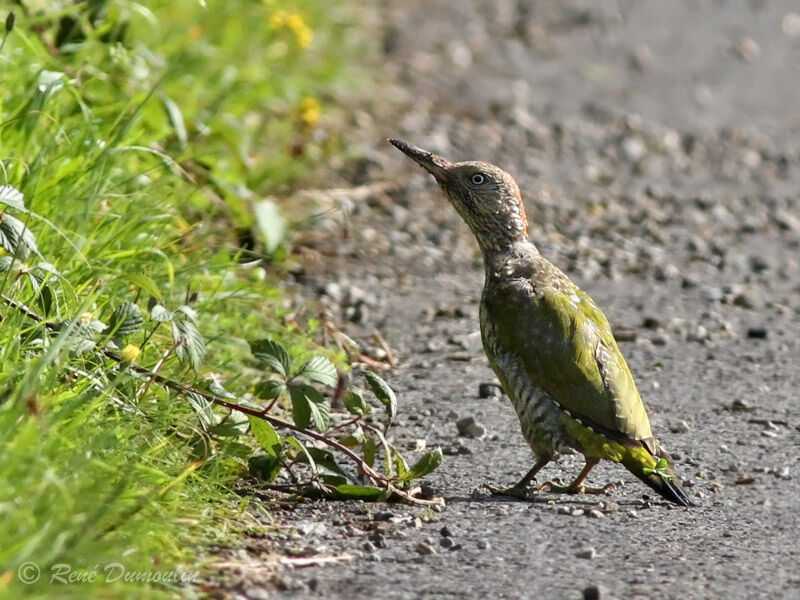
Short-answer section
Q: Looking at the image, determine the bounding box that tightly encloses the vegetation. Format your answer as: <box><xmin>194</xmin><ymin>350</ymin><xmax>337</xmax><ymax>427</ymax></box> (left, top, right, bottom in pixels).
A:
<box><xmin>0</xmin><ymin>2</ymin><xmax>438</xmax><ymax>598</ymax></box>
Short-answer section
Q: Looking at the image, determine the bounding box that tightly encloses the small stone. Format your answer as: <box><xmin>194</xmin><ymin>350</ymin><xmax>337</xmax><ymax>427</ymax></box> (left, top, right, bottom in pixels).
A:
<box><xmin>746</xmin><ymin>327</ymin><xmax>768</xmax><ymax>339</ymax></box>
<box><xmin>669</xmin><ymin>420</ymin><xmax>691</xmax><ymax>434</ymax></box>
<box><xmin>456</xmin><ymin>416</ymin><xmax>487</xmax><ymax>439</ymax></box>
<box><xmin>440</xmin><ymin>525</ymin><xmax>455</xmax><ymax>537</ymax></box>
<box><xmin>734</xmin><ymin>37</ymin><xmax>760</xmax><ymax>61</ymax></box>
<box><xmin>587</xmin><ymin>509</ymin><xmax>605</xmax><ymax>519</ymax></box>
<box><xmin>571</xmin><ymin>509</ymin><xmax>585</xmax><ymax>517</ymax></box>
<box><xmin>557</xmin><ymin>506</ymin><xmax>572</xmax><ymax>515</ymax></box>
<box><xmin>478</xmin><ymin>382</ymin><xmax>500</xmax><ymax>398</ymax></box>
<box><xmin>575</xmin><ymin>547</ymin><xmax>597</xmax><ymax>559</ymax></box>
<box><xmin>782</xmin><ymin>13</ymin><xmax>800</xmax><ymax>37</ymax></box>
<box><xmin>731</xmin><ymin>289</ymin><xmax>763</xmax><ymax>310</ymax></box>
<box><xmin>440</xmin><ymin>537</ymin><xmax>456</xmax><ymax>549</ymax></box>
<box><xmin>621</xmin><ymin>137</ymin><xmax>646</xmax><ymax>162</ymax></box>
<box><xmin>583</xmin><ymin>584</ymin><xmax>608</xmax><ymax>600</ymax></box>
<box><xmin>419</xmin><ymin>483</ymin><xmax>436</xmax><ymax>500</ymax></box>
<box><xmin>477</xmin><ymin>540</ymin><xmax>491</xmax><ymax>550</ymax></box>
<box><xmin>415</xmin><ymin>542</ymin><xmax>437</xmax><ymax>555</ymax></box>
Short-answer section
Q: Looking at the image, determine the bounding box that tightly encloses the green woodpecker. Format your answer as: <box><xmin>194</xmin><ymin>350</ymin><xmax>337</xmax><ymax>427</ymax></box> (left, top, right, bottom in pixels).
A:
<box><xmin>389</xmin><ymin>138</ymin><xmax>691</xmax><ymax>507</ymax></box>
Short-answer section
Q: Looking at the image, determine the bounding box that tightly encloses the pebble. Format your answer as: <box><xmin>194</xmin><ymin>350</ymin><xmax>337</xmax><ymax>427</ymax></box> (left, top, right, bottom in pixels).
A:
<box><xmin>415</xmin><ymin>541</ymin><xmax>437</xmax><ymax>555</ymax></box>
<box><xmin>587</xmin><ymin>509</ymin><xmax>605</xmax><ymax>519</ymax></box>
<box><xmin>477</xmin><ymin>540</ymin><xmax>491</xmax><ymax>550</ymax></box>
<box><xmin>440</xmin><ymin>537</ymin><xmax>456</xmax><ymax>549</ymax></box>
<box><xmin>478</xmin><ymin>382</ymin><xmax>500</xmax><ymax>398</ymax></box>
<box><xmin>746</xmin><ymin>327</ymin><xmax>768</xmax><ymax>339</ymax></box>
<box><xmin>456</xmin><ymin>416</ymin><xmax>487</xmax><ymax>438</ymax></box>
<box><xmin>575</xmin><ymin>547</ymin><xmax>597</xmax><ymax>560</ymax></box>
<box><xmin>583</xmin><ymin>584</ymin><xmax>608</xmax><ymax>600</ymax></box>
<box><xmin>669</xmin><ymin>420</ymin><xmax>691</xmax><ymax>434</ymax></box>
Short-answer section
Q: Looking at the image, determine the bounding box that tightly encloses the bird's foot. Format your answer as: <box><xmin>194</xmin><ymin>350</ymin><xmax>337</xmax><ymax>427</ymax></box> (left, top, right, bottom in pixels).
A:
<box><xmin>537</xmin><ymin>480</ymin><xmax>616</xmax><ymax>496</ymax></box>
<box><xmin>483</xmin><ymin>483</ymin><xmax>531</xmax><ymax>500</ymax></box>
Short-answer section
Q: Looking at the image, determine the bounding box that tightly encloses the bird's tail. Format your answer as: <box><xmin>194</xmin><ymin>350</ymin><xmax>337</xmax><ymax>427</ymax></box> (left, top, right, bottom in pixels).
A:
<box><xmin>621</xmin><ymin>443</ymin><xmax>694</xmax><ymax>507</ymax></box>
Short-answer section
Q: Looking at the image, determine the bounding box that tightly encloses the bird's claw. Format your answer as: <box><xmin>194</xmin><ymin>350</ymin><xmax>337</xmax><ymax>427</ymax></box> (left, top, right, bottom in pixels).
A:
<box><xmin>537</xmin><ymin>480</ymin><xmax>616</xmax><ymax>496</ymax></box>
<box><xmin>483</xmin><ymin>483</ymin><xmax>531</xmax><ymax>500</ymax></box>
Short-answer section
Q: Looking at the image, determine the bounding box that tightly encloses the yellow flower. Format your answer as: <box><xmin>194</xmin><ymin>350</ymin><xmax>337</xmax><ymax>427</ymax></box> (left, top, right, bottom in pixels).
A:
<box><xmin>298</xmin><ymin>96</ymin><xmax>320</xmax><ymax>128</ymax></box>
<box><xmin>270</xmin><ymin>10</ymin><xmax>312</xmax><ymax>49</ymax></box>
<box><xmin>120</xmin><ymin>344</ymin><xmax>141</xmax><ymax>364</ymax></box>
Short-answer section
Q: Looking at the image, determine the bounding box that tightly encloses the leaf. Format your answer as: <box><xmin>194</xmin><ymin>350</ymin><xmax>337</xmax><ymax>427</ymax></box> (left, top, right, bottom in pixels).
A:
<box><xmin>0</xmin><ymin>213</ymin><xmax>39</xmax><ymax>259</ymax></box>
<box><xmin>173</xmin><ymin>317</ymin><xmax>206</xmax><ymax>370</ymax></box>
<box><xmin>210</xmin><ymin>410</ymin><xmax>250</xmax><ymax>437</ymax></box>
<box><xmin>253</xmin><ymin>198</ymin><xmax>287</xmax><ymax>254</ymax></box>
<box><xmin>126</xmin><ymin>273</ymin><xmax>163</xmax><ymax>301</ymax></box>
<box><xmin>150</xmin><ymin>303</ymin><xmax>173</xmax><ymax>322</ymax></box>
<box><xmin>248</xmin><ymin>417</ymin><xmax>281</xmax><ymax>458</ymax></box>
<box><xmin>289</xmin><ymin>384</ymin><xmax>330</xmax><ymax>431</ymax></box>
<box><xmin>253</xmin><ymin>379</ymin><xmax>286</xmax><ymax>400</ymax></box>
<box><xmin>363</xmin><ymin>371</ymin><xmax>397</xmax><ymax>425</ymax></box>
<box><xmin>306</xmin><ymin>448</ymin><xmax>347</xmax><ymax>486</ymax></box>
<box><xmin>208</xmin><ymin>379</ymin><xmax>236</xmax><ymax>399</ymax></box>
<box><xmin>250</xmin><ymin>339</ymin><xmax>291</xmax><ymax>377</ymax></box>
<box><xmin>299</xmin><ymin>355</ymin><xmax>338</xmax><ymax>387</ymax></box>
<box><xmin>0</xmin><ymin>185</ymin><xmax>25</xmax><ymax>210</ymax></box>
<box><xmin>333</xmin><ymin>485</ymin><xmax>386</xmax><ymax>501</ymax></box>
<box><xmin>0</xmin><ymin>256</ymin><xmax>22</xmax><ymax>272</ymax></box>
<box><xmin>285</xmin><ymin>436</ymin><xmax>317</xmax><ymax>473</ymax></box>
<box><xmin>362</xmin><ymin>436</ymin><xmax>377</xmax><ymax>468</ymax></box>
<box><xmin>249</xmin><ymin>454</ymin><xmax>282</xmax><ymax>483</ymax></box>
<box><xmin>392</xmin><ymin>448</ymin><xmax>409</xmax><ymax>481</ymax></box>
<box><xmin>343</xmin><ymin>390</ymin><xmax>370</xmax><ymax>416</ymax></box>
<box><xmin>108</xmin><ymin>302</ymin><xmax>144</xmax><ymax>337</ymax></box>
<box><xmin>186</xmin><ymin>392</ymin><xmax>218</xmax><ymax>428</ymax></box>
<box><xmin>398</xmin><ymin>448</ymin><xmax>443</xmax><ymax>484</ymax></box>
<box><xmin>289</xmin><ymin>386</ymin><xmax>311</xmax><ymax>429</ymax></box>
<box><xmin>161</xmin><ymin>95</ymin><xmax>187</xmax><ymax>147</ymax></box>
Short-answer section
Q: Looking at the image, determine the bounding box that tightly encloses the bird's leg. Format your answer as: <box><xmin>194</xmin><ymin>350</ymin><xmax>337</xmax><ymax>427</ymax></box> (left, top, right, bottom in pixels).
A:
<box><xmin>537</xmin><ymin>457</ymin><xmax>616</xmax><ymax>495</ymax></box>
<box><xmin>485</xmin><ymin>456</ymin><xmax>550</xmax><ymax>499</ymax></box>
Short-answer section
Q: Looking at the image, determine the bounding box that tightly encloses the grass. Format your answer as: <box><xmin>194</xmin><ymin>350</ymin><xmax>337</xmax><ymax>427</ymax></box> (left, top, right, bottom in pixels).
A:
<box><xmin>0</xmin><ymin>1</ymin><xmax>363</xmax><ymax>597</ymax></box>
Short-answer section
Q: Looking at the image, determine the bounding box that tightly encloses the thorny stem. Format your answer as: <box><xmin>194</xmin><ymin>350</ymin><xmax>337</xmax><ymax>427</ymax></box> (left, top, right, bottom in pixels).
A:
<box><xmin>1</xmin><ymin>293</ymin><xmax>443</xmax><ymax>507</ymax></box>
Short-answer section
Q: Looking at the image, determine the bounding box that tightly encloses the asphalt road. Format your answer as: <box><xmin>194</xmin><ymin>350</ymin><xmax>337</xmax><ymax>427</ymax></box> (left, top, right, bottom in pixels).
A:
<box><xmin>256</xmin><ymin>2</ymin><xmax>800</xmax><ymax>598</ymax></box>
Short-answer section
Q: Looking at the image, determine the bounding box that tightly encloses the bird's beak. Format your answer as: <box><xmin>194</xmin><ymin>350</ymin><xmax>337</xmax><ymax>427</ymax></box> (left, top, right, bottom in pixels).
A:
<box><xmin>387</xmin><ymin>138</ymin><xmax>452</xmax><ymax>181</ymax></box>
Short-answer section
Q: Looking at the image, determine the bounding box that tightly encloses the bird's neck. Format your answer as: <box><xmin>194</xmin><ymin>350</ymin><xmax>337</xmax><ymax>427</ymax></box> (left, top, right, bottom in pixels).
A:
<box><xmin>482</xmin><ymin>240</ymin><xmax>541</xmax><ymax>283</ymax></box>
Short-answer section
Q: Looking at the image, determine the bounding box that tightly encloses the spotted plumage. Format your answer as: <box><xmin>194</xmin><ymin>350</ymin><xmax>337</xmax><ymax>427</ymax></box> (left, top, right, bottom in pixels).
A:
<box><xmin>389</xmin><ymin>138</ymin><xmax>691</xmax><ymax>506</ymax></box>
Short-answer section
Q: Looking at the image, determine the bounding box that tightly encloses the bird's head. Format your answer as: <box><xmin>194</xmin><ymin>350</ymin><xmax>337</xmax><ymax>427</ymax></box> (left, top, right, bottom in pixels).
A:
<box><xmin>388</xmin><ymin>139</ymin><xmax>528</xmax><ymax>252</ymax></box>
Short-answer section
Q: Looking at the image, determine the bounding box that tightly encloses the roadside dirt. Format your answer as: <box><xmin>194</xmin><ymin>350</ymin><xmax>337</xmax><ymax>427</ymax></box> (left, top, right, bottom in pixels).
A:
<box><xmin>222</xmin><ymin>2</ymin><xmax>800</xmax><ymax>599</ymax></box>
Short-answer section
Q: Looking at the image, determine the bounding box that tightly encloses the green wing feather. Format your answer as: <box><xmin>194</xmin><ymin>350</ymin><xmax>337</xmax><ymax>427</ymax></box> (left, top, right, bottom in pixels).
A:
<box><xmin>483</xmin><ymin>267</ymin><xmax>653</xmax><ymax>444</ymax></box>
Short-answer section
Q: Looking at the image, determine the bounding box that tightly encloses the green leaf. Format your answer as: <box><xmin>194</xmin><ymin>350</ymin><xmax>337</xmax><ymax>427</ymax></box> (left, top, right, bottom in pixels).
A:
<box><xmin>306</xmin><ymin>448</ymin><xmax>347</xmax><ymax>486</ymax></box>
<box><xmin>0</xmin><ymin>185</ymin><xmax>25</xmax><ymax>210</ymax></box>
<box><xmin>208</xmin><ymin>380</ymin><xmax>236</xmax><ymax>399</ymax></box>
<box><xmin>173</xmin><ymin>317</ymin><xmax>205</xmax><ymax>370</ymax></box>
<box><xmin>249</xmin><ymin>455</ymin><xmax>282</xmax><ymax>483</ymax></box>
<box><xmin>210</xmin><ymin>410</ymin><xmax>250</xmax><ymax>437</ymax></box>
<box><xmin>299</xmin><ymin>355</ymin><xmax>338</xmax><ymax>387</ymax></box>
<box><xmin>285</xmin><ymin>436</ymin><xmax>317</xmax><ymax>473</ymax></box>
<box><xmin>0</xmin><ymin>256</ymin><xmax>23</xmax><ymax>272</ymax></box>
<box><xmin>289</xmin><ymin>384</ymin><xmax>330</xmax><ymax>431</ymax></box>
<box><xmin>126</xmin><ymin>273</ymin><xmax>163</xmax><ymax>301</ymax></box>
<box><xmin>398</xmin><ymin>448</ymin><xmax>443</xmax><ymax>484</ymax></box>
<box><xmin>0</xmin><ymin>213</ymin><xmax>39</xmax><ymax>259</ymax></box>
<box><xmin>343</xmin><ymin>390</ymin><xmax>370</xmax><ymax>416</ymax></box>
<box><xmin>253</xmin><ymin>379</ymin><xmax>286</xmax><ymax>400</ymax></box>
<box><xmin>362</xmin><ymin>436</ymin><xmax>377</xmax><ymax>468</ymax></box>
<box><xmin>186</xmin><ymin>392</ymin><xmax>218</xmax><ymax>428</ymax></box>
<box><xmin>108</xmin><ymin>302</ymin><xmax>144</xmax><ymax>337</ymax></box>
<box><xmin>250</xmin><ymin>339</ymin><xmax>291</xmax><ymax>377</ymax></box>
<box><xmin>289</xmin><ymin>386</ymin><xmax>311</xmax><ymax>429</ymax></box>
<box><xmin>333</xmin><ymin>485</ymin><xmax>386</xmax><ymax>501</ymax></box>
<box><xmin>161</xmin><ymin>94</ymin><xmax>187</xmax><ymax>147</ymax></box>
<box><xmin>363</xmin><ymin>371</ymin><xmax>397</xmax><ymax>425</ymax></box>
<box><xmin>248</xmin><ymin>416</ymin><xmax>281</xmax><ymax>458</ymax></box>
<box><xmin>253</xmin><ymin>198</ymin><xmax>287</xmax><ymax>254</ymax></box>
<box><xmin>393</xmin><ymin>448</ymin><xmax>409</xmax><ymax>481</ymax></box>
<box><xmin>150</xmin><ymin>303</ymin><xmax>173</xmax><ymax>323</ymax></box>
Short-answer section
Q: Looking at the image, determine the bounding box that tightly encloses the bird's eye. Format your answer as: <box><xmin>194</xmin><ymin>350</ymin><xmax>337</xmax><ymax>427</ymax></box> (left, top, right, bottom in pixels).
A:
<box><xmin>471</xmin><ymin>173</ymin><xmax>486</xmax><ymax>185</ymax></box>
